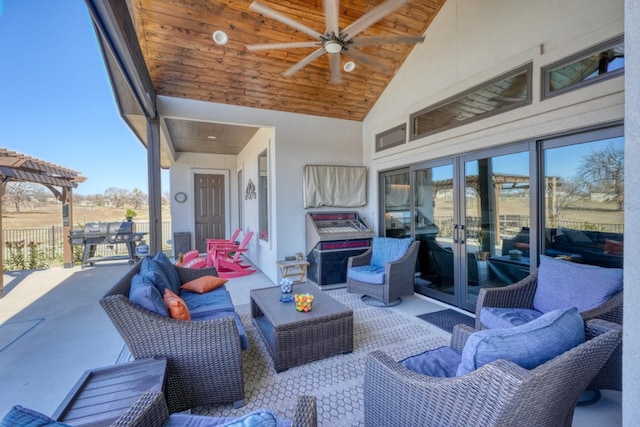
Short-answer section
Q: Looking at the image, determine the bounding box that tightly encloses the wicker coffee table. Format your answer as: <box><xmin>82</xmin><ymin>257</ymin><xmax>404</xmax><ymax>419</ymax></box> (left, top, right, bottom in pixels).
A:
<box><xmin>251</xmin><ymin>283</ymin><xmax>353</xmax><ymax>372</ymax></box>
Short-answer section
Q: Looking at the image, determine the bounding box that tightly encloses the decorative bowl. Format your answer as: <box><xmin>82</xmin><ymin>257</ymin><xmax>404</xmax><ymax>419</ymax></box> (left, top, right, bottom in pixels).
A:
<box><xmin>294</xmin><ymin>293</ymin><xmax>314</xmax><ymax>312</ymax></box>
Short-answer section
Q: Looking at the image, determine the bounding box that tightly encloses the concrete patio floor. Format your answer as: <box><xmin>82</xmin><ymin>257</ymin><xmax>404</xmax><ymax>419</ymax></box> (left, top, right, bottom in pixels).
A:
<box><xmin>0</xmin><ymin>260</ymin><xmax>621</xmax><ymax>425</ymax></box>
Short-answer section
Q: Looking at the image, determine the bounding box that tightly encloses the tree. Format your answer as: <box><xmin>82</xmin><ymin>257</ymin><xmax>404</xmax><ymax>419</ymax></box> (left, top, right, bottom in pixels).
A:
<box><xmin>5</xmin><ymin>182</ymin><xmax>35</xmax><ymax>213</ymax></box>
<box><xmin>130</xmin><ymin>188</ymin><xmax>147</xmax><ymax>209</ymax></box>
<box><xmin>104</xmin><ymin>187</ymin><xmax>128</xmax><ymax>208</ymax></box>
<box><xmin>577</xmin><ymin>144</ymin><xmax>624</xmax><ymax>210</ymax></box>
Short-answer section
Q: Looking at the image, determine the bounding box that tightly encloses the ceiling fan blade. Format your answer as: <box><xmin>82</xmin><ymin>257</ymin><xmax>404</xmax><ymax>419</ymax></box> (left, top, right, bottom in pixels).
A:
<box><xmin>343</xmin><ymin>48</ymin><xmax>392</xmax><ymax>73</ymax></box>
<box><xmin>250</xmin><ymin>1</ymin><xmax>323</xmax><ymax>40</ymax></box>
<box><xmin>351</xmin><ymin>35</ymin><xmax>425</xmax><ymax>47</ymax></box>
<box><xmin>283</xmin><ymin>48</ymin><xmax>326</xmax><ymax>77</ymax></box>
<box><xmin>329</xmin><ymin>52</ymin><xmax>342</xmax><ymax>83</ymax></box>
<box><xmin>324</xmin><ymin>0</ymin><xmax>340</xmax><ymax>36</ymax></box>
<box><xmin>246</xmin><ymin>41</ymin><xmax>321</xmax><ymax>51</ymax></box>
<box><xmin>342</xmin><ymin>0</ymin><xmax>410</xmax><ymax>42</ymax></box>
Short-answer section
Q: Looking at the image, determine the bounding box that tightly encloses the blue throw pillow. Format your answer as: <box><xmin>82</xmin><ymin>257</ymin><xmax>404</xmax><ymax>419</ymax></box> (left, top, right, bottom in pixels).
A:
<box><xmin>219</xmin><ymin>410</ymin><xmax>278</xmax><ymax>427</ymax></box>
<box><xmin>129</xmin><ymin>274</ymin><xmax>169</xmax><ymax>316</ymax></box>
<box><xmin>140</xmin><ymin>257</ymin><xmax>177</xmax><ymax>295</ymax></box>
<box><xmin>533</xmin><ymin>255</ymin><xmax>623</xmax><ymax>313</ymax></box>
<box><xmin>457</xmin><ymin>307</ymin><xmax>585</xmax><ymax>376</ymax></box>
<box><xmin>370</xmin><ymin>237</ymin><xmax>412</xmax><ymax>267</ymax></box>
<box><xmin>479</xmin><ymin>307</ymin><xmax>543</xmax><ymax>329</ymax></box>
<box><xmin>153</xmin><ymin>252</ymin><xmax>182</xmax><ymax>292</ymax></box>
<box><xmin>400</xmin><ymin>346</ymin><xmax>462</xmax><ymax>378</ymax></box>
<box><xmin>0</xmin><ymin>405</ymin><xmax>70</xmax><ymax>426</ymax></box>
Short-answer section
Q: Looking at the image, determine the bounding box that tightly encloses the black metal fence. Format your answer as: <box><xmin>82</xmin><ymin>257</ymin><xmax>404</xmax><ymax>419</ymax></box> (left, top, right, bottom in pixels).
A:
<box><xmin>2</xmin><ymin>222</ymin><xmax>173</xmax><ymax>268</ymax></box>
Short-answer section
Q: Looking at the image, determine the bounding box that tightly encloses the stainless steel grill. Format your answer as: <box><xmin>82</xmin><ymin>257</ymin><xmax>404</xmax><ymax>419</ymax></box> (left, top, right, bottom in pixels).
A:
<box><xmin>69</xmin><ymin>221</ymin><xmax>147</xmax><ymax>267</ymax></box>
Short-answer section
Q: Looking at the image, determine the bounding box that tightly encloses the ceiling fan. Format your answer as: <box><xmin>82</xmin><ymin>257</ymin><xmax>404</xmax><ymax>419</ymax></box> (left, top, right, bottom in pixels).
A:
<box><xmin>246</xmin><ymin>0</ymin><xmax>425</xmax><ymax>84</ymax></box>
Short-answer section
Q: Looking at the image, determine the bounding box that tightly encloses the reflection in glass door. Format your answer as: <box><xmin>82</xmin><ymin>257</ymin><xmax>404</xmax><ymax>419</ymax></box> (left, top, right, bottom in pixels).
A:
<box><xmin>463</xmin><ymin>150</ymin><xmax>531</xmax><ymax>309</ymax></box>
<box><xmin>413</xmin><ymin>164</ymin><xmax>455</xmax><ymax>303</ymax></box>
<box><xmin>381</xmin><ymin>169</ymin><xmax>411</xmax><ymax>238</ymax></box>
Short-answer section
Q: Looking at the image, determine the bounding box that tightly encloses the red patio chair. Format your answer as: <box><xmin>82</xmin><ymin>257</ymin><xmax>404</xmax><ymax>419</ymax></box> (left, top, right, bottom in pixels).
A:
<box><xmin>181</xmin><ymin>249</ymin><xmax>207</xmax><ymax>269</ymax></box>
<box><xmin>208</xmin><ymin>232</ymin><xmax>256</xmax><ymax>278</ymax></box>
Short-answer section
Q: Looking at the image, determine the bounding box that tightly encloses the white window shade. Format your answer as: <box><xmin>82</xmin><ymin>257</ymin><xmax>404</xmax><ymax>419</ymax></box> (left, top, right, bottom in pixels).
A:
<box><xmin>304</xmin><ymin>165</ymin><xmax>367</xmax><ymax>208</ymax></box>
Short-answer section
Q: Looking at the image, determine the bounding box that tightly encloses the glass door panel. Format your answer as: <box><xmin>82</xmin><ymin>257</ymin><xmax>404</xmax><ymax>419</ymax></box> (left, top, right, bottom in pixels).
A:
<box><xmin>382</xmin><ymin>170</ymin><xmax>411</xmax><ymax>238</ymax></box>
<box><xmin>413</xmin><ymin>164</ymin><xmax>455</xmax><ymax>302</ymax></box>
<box><xmin>543</xmin><ymin>135</ymin><xmax>624</xmax><ymax>268</ymax></box>
<box><xmin>463</xmin><ymin>151</ymin><xmax>530</xmax><ymax>309</ymax></box>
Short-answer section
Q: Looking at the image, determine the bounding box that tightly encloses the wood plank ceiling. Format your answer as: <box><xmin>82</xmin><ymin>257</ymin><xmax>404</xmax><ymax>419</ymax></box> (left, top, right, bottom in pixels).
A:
<box><xmin>131</xmin><ymin>0</ymin><xmax>446</xmax><ymax>122</ymax></box>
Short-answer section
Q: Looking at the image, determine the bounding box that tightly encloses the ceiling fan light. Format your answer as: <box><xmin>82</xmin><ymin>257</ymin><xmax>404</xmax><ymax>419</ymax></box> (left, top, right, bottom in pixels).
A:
<box><xmin>212</xmin><ymin>30</ymin><xmax>229</xmax><ymax>45</ymax></box>
<box><xmin>324</xmin><ymin>40</ymin><xmax>342</xmax><ymax>54</ymax></box>
<box><xmin>344</xmin><ymin>61</ymin><xmax>356</xmax><ymax>72</ymax></box>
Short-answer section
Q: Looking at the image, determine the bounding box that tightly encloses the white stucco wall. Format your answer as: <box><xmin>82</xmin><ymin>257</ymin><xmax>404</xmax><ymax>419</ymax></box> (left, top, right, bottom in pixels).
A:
<box><xmin>158</xmin><ymin>96</ymin><xmax>362</xmax><ymax>282</ymax></box>
<box><xmin>623</xmin><ymin>0</ymin><xmax>640</xmax><ymax>423</ymax></box>
<box><xmin>363</xmin><ymin>0</ymin><xmax>624</xmax><ymax>229</ymax></box>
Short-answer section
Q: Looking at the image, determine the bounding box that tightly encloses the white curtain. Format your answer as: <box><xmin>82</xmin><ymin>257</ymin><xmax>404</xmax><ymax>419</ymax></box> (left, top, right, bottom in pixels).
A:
<box><xmin>304</xmin><ymin>165</ymin><xmax>367</xmax><ymax>208</ymax></box>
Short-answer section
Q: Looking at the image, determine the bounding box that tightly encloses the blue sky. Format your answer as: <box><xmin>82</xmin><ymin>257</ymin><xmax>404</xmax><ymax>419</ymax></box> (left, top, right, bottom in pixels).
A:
<box><xmin>0</xmin><ymin>0</ymin><xmax>167</xmax><ymax>195</ymax></box>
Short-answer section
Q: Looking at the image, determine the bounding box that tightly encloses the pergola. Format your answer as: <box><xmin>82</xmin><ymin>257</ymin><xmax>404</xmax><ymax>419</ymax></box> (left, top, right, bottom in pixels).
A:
<box><xmin>0</xmin><ymin>148</ymin><xmax>86</xmax><ymax>297</ymax></box>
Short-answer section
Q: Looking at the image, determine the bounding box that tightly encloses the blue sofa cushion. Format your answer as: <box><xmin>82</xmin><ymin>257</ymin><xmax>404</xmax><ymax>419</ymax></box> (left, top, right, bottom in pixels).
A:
<box><xmin>165</xmin><ymin>410</ymin><xmax>279</xmax><ymax>427</ymax></box>
<box><xmin>533</xmin><ymin>255</ymin><xmax>623</xmax><ymax>313</ymax></box>
<box><xmin>400</xmin><ymin>346</ymin><xmax>462</xmax><ymax>378</ymax></box>
<box><xmin>129</xmin><ymin>274</ymin><xmax>169</xmax><ymax>317</ymax></box>
<box><xmin>181</xmin><ymin>288</ymin><xmax>235</xmax><ymax>315</ymax></box>
<box><xmin>457</xmin><ymin>307</ymin><xmax>585</xmax><ymax>376</ymax></box>
<box><xmin>141</xmin><ymin>257</ymin><xmax>181</xmax><ymax>295</ymax></box>
<box><xmin>0</xmin><ymin>405</ymin><xmax>70</xmax><ymax>426</ymax></box>
<box><xmin>370</xmin><ymin>237</ymin><xmax>412</xmax><ymax>268</ymax></box>
<box><xmin>153</xmin><ymin>252</ymin><xmax>182</xmax><ymax>291</ymax></box>
<box><xmin>190</xmin><ymin>310</ymin><xmax>249</xmax><ymax>351</ymax></box>
<box><xmin>348</xmin><ymin>265</ymin><xmax>385</xmax><ymax>284</ymax></box>
<box><xmin>479</xmin><ymin>307</ymin><xmax>542</xmax><ymax>329</ymax></box>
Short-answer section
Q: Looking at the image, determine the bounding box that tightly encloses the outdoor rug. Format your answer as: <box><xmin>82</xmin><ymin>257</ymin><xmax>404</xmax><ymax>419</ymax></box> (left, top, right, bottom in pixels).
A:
<box><xmin>417</xmin><ymin>309</ymin><xmax>475</xmax><ymax>334</ymax></box>
<box><xmin>194</xmin><ymin>288</ymin><xmax>449</xmax><ymax>426</ymax></box>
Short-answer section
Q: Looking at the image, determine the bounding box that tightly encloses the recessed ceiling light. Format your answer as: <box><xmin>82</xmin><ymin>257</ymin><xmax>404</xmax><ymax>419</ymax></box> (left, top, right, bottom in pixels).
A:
<box><xmin>212</xmin><ymin>30</ymin><xmax>228</xmax><ymax>45</ymax></box>
<box><xmin>208</xmin><ymin>135</ymin><xmax>217</xmax><ymax>140</ymax></box>
<box><xmin>344</xmin><ymin>61</ymin><xmax>356</xmax><ymax>72</ymax></box>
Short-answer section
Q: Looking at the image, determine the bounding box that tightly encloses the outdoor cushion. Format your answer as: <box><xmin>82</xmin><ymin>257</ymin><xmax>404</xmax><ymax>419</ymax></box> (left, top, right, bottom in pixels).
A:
<box><xmin>400</xmin><ymin>346</ymin><xmax>462</xmax><ymax>378</ymax></box>
<box><xmin>0</xmin><ymin>405</ymin><xmax>70</xmax><ymax>427</ymax></box>
<box><xmin>533</xmin><ymin>255</ymin><xmax>623</xmax><ymax>313</ymax></box>
<box><xmin>181</xmin><ymin>287</ymin><xmax>235</xmax><ymax>315</ymax></box>
<box><xmin>141</xmin><ymin>257</ymin><xmax>180</xmax><ymax>295</ymax></box>
<box><xmin>163</xmin><ymin>289</ymin><xmax>191</xmax><ymax>321</ymax></box>
<box><xmin>153</xmin><ymin>252</ymin><xmax>182</xmax><ymax>291</ymax></box>
<box><xmin>165</xmin><ymin>409</ymin><xmax>280</xmax><ymax>427</ymax></box>
<box><xmin>190</xmin><ymin>310</ymin><xmax>249</xmax><ymax>350</ymax></box>
<box><xmin>479</xmin><ymin>307</ymin><xmax>542</xmax><ymax>329</ymax></box>
<box><xmin>129</xmin><ymin>274</ymin><xmax>169</xmax><ymax>317</ymax></box>
<box><xmin>181</xmin><ymin>276</ymin><xmax>229</xmax><ymax>293</ymax></box>
<box><xmin>457</xmin><ymin>307</ymin><xmax>585</xmax><ymax>376</ymax></box>
<box><xmin>348</xmin><ymin>265</ymin><xmax>385</xmax><ymax>285</ymax></box>
<box><xmin>370</xmin><ymin>237</ymin><xmax>413</xmax><ymax>268</ymax></box>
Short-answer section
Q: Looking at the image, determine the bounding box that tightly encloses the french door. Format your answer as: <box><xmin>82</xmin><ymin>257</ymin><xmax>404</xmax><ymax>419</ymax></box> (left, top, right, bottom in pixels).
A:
<box><xmin>383</xmin><ymin>144</ymin><xmax>532</xmax><ymax>311</ymax></box>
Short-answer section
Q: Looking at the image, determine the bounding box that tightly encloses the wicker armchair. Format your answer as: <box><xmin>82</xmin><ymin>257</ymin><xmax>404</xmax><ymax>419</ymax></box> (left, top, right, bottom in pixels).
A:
<box><xmin>112</xmin><ymin>391</ymin><xmax>317</xmax><ymax>427</ymax></box>
<box><xmin>346</xmin><ymin>240</ymin><xmax>420</xmax><ymax>305</ymax></box>
<box><xmin>100</xmin><ymin>261</ymin><xmax>245</xmax><ymax>412</ymax></box>
<box><xmin>475</xmin><ymin>269</ymin><xmax>623</xmax><ymax>391</ymax></box>
<box><xmin>364</xmin><ymin>319</ymin><xmax>622</xmax><ymax>427</ymax></box>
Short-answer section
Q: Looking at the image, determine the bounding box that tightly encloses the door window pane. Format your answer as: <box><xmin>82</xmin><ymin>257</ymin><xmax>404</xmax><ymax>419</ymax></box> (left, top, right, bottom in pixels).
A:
<box><xmin>382</xmin><ymin>171</ymin><xmax>411</xmax><ymax>238</ymax></box>
<box><xmin>543</xmin><ymin>137</ymin><xmax>624</xmax><ymax>268</ymax></box>
<box><xmin>466</xmin><ymin>151</ymin><xmax>530</xmax><ymax>297</ymax></box>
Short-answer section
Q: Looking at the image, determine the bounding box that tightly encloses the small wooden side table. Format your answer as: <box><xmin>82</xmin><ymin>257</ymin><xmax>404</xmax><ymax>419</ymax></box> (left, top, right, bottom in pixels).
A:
<box><xmin>53</xmin><ymin>357</ymin><xmax>167</xmax><ymax>426</ymax></box>
<box><xmin>276</xmin><ymin>259</ymin><xmax>310</xmax><ymax>283</ymax></box>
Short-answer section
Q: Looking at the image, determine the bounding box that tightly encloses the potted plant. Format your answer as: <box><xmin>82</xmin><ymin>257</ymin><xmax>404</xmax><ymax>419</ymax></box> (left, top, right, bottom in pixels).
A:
<box><xmin>125</xmin><ymin>208</ymin><xmax>137</xmax><ymax>221</ymax></box>
<box><xmin>475</xmin><ymin>229</ymin><xmax>490</xmax><ymax>261</ymax></box>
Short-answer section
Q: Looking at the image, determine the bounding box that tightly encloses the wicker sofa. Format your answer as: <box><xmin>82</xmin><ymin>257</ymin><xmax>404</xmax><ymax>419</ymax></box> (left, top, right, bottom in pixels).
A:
<box><xmin>364</xmin><ymin>319</ymin><xmax>622</xmax><ymax>427</ymax></box>
<box><xmin>100</xmin><ymin>257</ymin><xmax>246</xmax><ymax>412</ymax></box>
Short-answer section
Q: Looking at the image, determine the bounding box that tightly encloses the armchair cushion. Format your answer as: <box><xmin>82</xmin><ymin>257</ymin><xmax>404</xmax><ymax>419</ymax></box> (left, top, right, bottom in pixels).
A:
<box><xmin>0</xmin><ymin>405</ymin><xmax>70</xmax><ymax>427</ymax></box>
<box><xmin>141</xmin><ymin>257</ymin><xmax>180</xmax><ymax>295</ymax></box>
<box><xmin>533</xmin><ymin>255</ymin><xmax>623</xmax><ymax>313</ymax></box>
<box><xmin>457</xmin><ymin>307</ymin><xmax>584</xmax><ymax>376</ymax></box>
<box><xmin>399</xmin><ymin>346</ymin><xmax>462</xmax><ymax>378</ymax></box>
<box><xmin>479</xmin><ymin>307</ymin><xmax>542</xmax><ymax>329</ymax></box>
<box><xmin>153</xmin><ymin>252</ymin><xmax>182</xmax><ymax>292</ymax></box>
<box><xmin>129</xmin><ymin>274</ymin><xmax>169</xmax><ymax>317</ymax></box>
<box><xmin>370</xmin><ymin>237</ymin><xmax>412</xmax><ymax>267</ymax></box>
<box><xmin>165</xmin><ymin>410</ymin><xmax>279</xmax><ymax>427</ymax></box>
<box><xmin>348</xmin><ymin>265</ymin><xmax>385</xmax><ymax>285</ymax></box>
